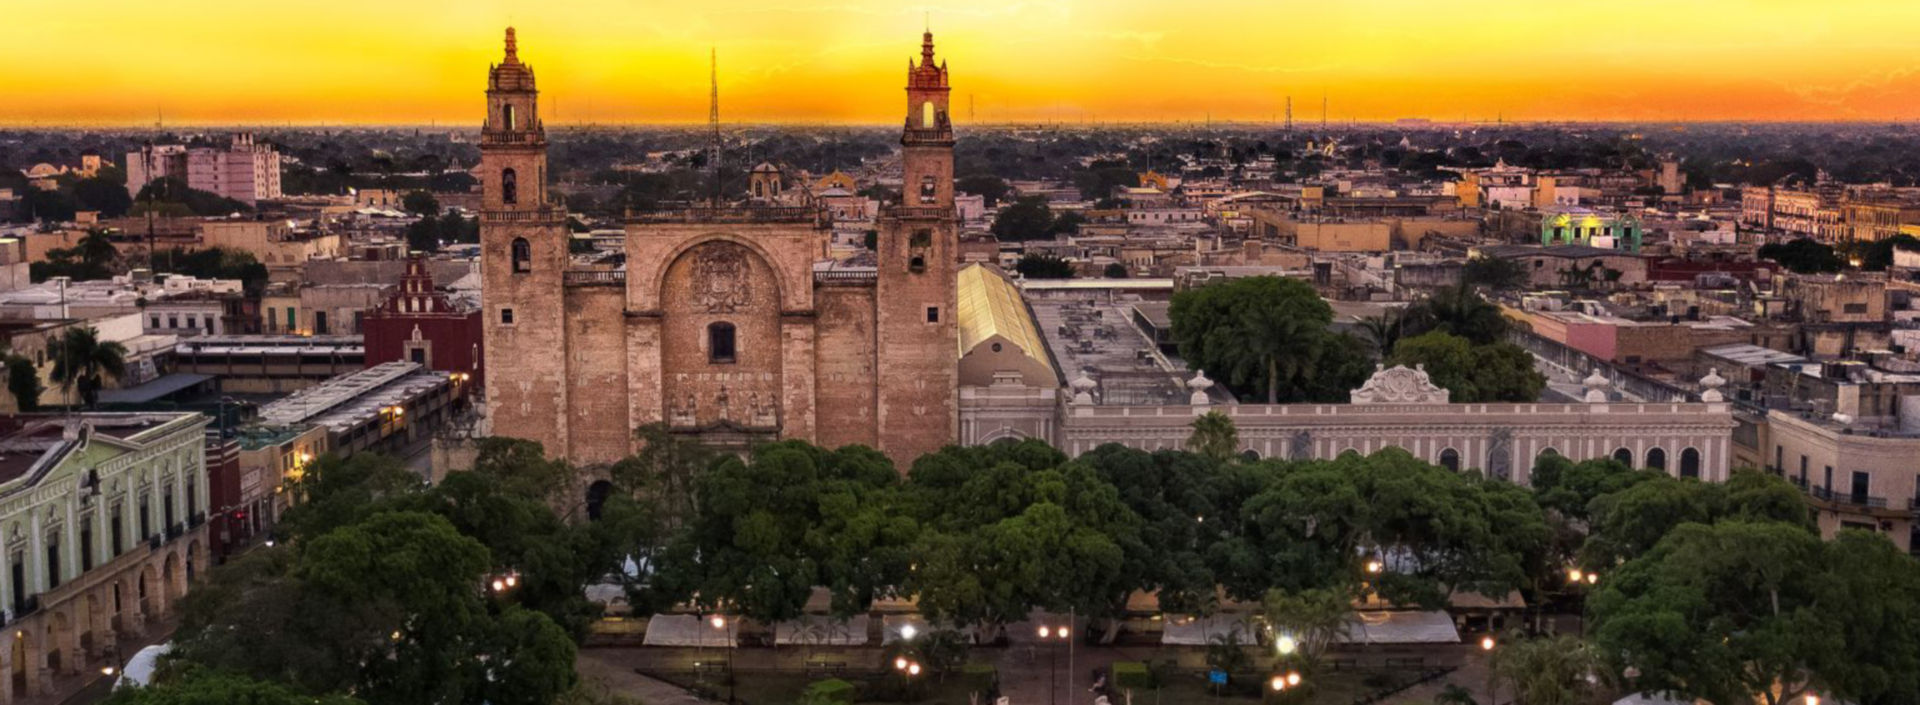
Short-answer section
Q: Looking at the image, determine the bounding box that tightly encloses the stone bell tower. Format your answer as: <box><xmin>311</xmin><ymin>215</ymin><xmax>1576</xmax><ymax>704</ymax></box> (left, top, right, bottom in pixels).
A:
<box><xmin>873</xmin><ymin>31</ymin><xmax>959</xmax><ymax>466</ymax></box>
<box><xmin>480</xmin><ymin>27</ymin><xmax>570</xmax><ymax>453</ymax></box>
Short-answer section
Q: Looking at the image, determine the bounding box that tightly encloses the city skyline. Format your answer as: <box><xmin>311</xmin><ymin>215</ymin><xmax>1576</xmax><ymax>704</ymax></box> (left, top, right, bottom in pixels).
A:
<box><xmin>8</xmin><ymin>0</ymin><xmax>1920</xmax><ymax>126</ymax></box>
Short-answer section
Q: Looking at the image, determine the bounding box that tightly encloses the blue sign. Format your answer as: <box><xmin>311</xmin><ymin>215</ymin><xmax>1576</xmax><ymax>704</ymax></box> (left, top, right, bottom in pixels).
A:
<box><xmin>1207</xmin><ymin>670</ymin><xmax>1227</xmax><ymax>685</ymax></box>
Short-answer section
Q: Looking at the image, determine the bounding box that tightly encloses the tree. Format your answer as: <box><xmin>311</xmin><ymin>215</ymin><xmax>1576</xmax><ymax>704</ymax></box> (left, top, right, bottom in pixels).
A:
<box><xmin>1759</xmin><ymin>238</ymin><xmax>1844</xmax><ymax>274</ymax></box>
<box><xmin>956</xmin><ymin>174</ymin><xmax>1010</xmax><ymax>207</ymax></box>
<box><xmin>1103</xmin><ymin>263</ymin><xmax>1129</xmax><ymax>278</ymax></box>
<box><xmin>990</xmin><ymin>196</ymin><xmax>1056</xmax><ymax>241</ymax></box>
<box><xmin>1169</xmin><ymin>276</ymin><xmax>1361</xmax><ymax>403</ymax></box>
<box><xmin>1387</xmin><ymin>332</ymin><xmax>1546</xmax><ymax>403</ymax></box>
<box><xmin>174</xmin><ymin>511</ymin><xmax>580</xmax><ymax>705</ymax></box>
<box><xmin>135</xmin><ymin>177</ymin><xmax>252</xmax><ymax>216</ymax></box>
<box><xmin>405</xmin><ymin>217</ymin><xmax>442</xmax><ymax>254</ymax></box>
<box><xmin>72</xmin><ymin>176</ymin><xmax>135</xmax><ymax>217</ymax></box>
<box><xmin>47</xmin><ymin>325</ymin><xmax>127</xmax><ymax>408</ymax></box>
<box><xmin>103</xmin><ymin>667</ymin><xmax>366</xmax><ymax>705</ymax></box>
<box><xmin>1076</xmin><ymin>444</ymin><xmax>1223</xmax><ymax>619</ymax></box>
<box><xmin>1859</xmin><ymin>233</ymin><xmax>1920</xmax><ymax>271</ymax></box>
<box><xmin>1049</xmin><ymin>211</ymin><xmax>1087</xmax><ymax>236</ymax></box>
<box><xmin>1185</xmin><ymin>411</ymin><xmax>1239</xmax><ymax>464</ymax></box>
<box><xmin>903</xmin><ymin>441</ymin><xmax>1139</xmax><ymax>631</ymax></box>
<box><xmin>1591</xmin><ymin>523</ymin><xmax>1920</xmax><ymax>705</ymax></box>
<box><xmin>1015</xmin><ymin>253</ymin><xmax>1076</xmax><ymax>279</ymax></box>
<box><xmin>1400</xmin><ymin>286</ymin><xmax>1511</xmax><ymax>345</ymax></box>
<box><xmin>1461</xmin><ymin>256</ymin><xmax>1527</xmax><ymax>290</ymax></box>
<box><xmin>1356</xmin><ymin>311</ymin><xmax>1403</xmax><ymax>356</ymax></box>
<box><xmin>659</xmin><ymin>441</ymin><xmax>915</xmax><ymax>623</ymax></box>
<box><xmin>402</xmin><ymin>190</ymin><xmax>441</xmax><ymax>217</ymax></box>
<box><xmin>1261</xmin><ymin>587</ymin><xmax>1352</xmax><ymax>673</ymax></box>
<box><xmin>1488</xmin><ymin>634</ymin><xmax>1598</xmax><ymax>705</ymax></box>
<box><xmin>6</xmin><ymin>355</ymin><xmax>42</xmax><ymax>411</ymax></box>
<box><xmin>31</xmin><ymin>230</ymin><xmax>119</xmax><ymax>282</ymax></box>
<box><xmin>163</xmin><ymin>247</ymin><xmax>270</xmax><ymax>293</ymax></box>
<box><xmin>440</xmin><ymin>211</ymin><xmax>479</xmax><ymax>244</ymax></box>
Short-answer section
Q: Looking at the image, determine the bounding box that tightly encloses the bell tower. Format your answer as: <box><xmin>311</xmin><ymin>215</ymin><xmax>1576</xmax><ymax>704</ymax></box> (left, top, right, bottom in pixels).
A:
<box><xmin>480</xmin><ymin>27</ymin><xmax>569</xmax><ymax>454</ymax></box>
<box><xmin>874</xmin><ymin>31</ymin><xmax>959</xmax><ymax>466</ymax></box>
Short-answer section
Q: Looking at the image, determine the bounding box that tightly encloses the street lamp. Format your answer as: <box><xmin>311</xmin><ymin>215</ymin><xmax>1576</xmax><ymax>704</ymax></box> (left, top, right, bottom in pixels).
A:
<box><xmin>709</xmin><ymin>615</ymin><xmax>735</xmax><ymax>704</ymax></box>
<box><xmin>1037</xmin><ymin>622</ymin><xmax>1071</xmax><ymax>705</ymax></box>
<box><xmin>900</xmin><ymin>624</ymin><xmax>918</xmax><ymax>641</ymax></box>
<box><xmin>1480</xmin><ymin>636</ymin><xmax>1496</xmax><ymax>651</ymax></box>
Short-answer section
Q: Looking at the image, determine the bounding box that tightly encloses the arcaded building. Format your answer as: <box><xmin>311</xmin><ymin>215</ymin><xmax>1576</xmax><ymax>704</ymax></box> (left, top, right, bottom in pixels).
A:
<box><xmin>480</xmin><ymin>29</ymin><xmax>959</xmax><ymax>466</ymax></box>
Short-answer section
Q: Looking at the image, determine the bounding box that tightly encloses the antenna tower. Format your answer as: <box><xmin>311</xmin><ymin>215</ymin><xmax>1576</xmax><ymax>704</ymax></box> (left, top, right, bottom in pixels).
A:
<box><xmin>707</xmin><ymin>48</ymin><xmax>722</xmax><ymax>205</ymax></box>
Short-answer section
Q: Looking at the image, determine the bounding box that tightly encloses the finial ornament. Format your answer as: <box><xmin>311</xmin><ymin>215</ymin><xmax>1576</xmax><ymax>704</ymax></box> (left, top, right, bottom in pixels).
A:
<box><xmin>504</xmin><ymin>27</ymin><xmax>518</xmax><ymax>62</ymax></box>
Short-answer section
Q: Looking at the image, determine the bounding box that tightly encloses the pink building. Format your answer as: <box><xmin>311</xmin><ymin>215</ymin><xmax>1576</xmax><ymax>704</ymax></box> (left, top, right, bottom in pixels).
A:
<box><xmin>127</xmin><ymin>134</ymin><xmax>281</xmax><ymax>205</ymax></box>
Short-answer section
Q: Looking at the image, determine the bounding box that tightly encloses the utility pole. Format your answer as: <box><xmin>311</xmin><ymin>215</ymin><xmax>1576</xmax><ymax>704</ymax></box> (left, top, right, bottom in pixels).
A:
<box><xmin>1322</xmin><ymin>93</ymin><xmax>1328</xmax><ymax>131</ymax></box>
<box><xmin>1285</xmin><ymin>96</ymin><xmax>1293</xmax><ymax>133</ymax></box>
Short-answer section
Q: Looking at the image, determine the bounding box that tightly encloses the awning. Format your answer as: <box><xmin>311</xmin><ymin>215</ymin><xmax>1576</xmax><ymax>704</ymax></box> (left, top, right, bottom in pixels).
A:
<box><xmin>775</xmin><ymin>616</ymin><xmax>870</xmax><ymax>646</ymax></box>
<box><xmin>1336</xmin><ymin>610</ymin><xmax>1459</xmax><ymax>645</ymax></box>
<box><xmin>99</xmin><ymin>373</ymin><xmax>216</xmax><ymax>404</ymax></box>
<box><xmin>1160</xmin><ymin>614</ymin><xmax>1259</xmax><ymax>646</ymax></box>
<box><xmin>642</xmin><ymin>614</ymin><xmax>737</xmax><ymax>648</ymax></box>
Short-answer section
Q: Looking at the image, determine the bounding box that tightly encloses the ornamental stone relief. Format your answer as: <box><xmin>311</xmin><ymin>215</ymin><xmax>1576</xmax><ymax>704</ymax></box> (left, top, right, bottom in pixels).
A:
<box><xmin>691</xmin><ymin>243</ymin><xmax>752</xmax><ymax>314</ymax></box>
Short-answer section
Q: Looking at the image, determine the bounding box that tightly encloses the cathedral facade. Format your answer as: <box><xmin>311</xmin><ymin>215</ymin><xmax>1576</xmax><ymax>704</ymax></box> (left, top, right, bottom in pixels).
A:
<box><xmin>479</xmin><ymin>29</ymin><xmax>960</xmax><ymax>467</ymax></box>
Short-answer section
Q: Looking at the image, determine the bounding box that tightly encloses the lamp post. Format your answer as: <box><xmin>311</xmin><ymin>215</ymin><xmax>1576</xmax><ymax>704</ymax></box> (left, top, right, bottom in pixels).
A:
<box><xmin>1038</xmin><ymin>622</ymin><xmax>1070</xmax><ymax>705</ymax></box>
<box><xmin>710</xmin><ymin>614</ymin><xmax>734</xmax><ymax>704</ymax></box>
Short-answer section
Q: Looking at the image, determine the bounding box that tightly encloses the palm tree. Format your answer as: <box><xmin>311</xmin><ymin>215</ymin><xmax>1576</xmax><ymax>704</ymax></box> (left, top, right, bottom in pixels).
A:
<box><xmin>1358</xmin><ymin>311</ymin><xmax>1404</xmax><ymax>356</ymax></box>
<box><xmin>48</xmin><ymin>326</ymin><xmax>128</xmax><ymax>409</ymax></box>
<box><xmin>1489</xmin><ymin>634</ymin><xmax>1597</xmax><ymax>705</ymax></box>
<box><xmin>1186</xmin><ymin>411</ymin><xmax>1240</xmax><ymax>463</ymax></box>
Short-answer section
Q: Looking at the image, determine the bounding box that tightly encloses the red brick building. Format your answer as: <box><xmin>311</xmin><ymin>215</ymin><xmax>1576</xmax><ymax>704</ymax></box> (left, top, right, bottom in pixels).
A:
<box><xmin>363</xmin><ymin>256</ymin><xmax>484</xmax><ymax>392</ymax></box>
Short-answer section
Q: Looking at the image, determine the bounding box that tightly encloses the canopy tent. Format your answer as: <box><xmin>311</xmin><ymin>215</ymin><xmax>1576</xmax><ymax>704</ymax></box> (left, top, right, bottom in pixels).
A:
<box><xmin>1335</xmin><ymin>610</ymin><xmax>1460</xmax><ymax>645</ymax></box>
<box><xmin>642</xmin><ymin>614</ymin><xmax>738</xmax><ymax>647</ymax></box>
<box><xmin>775</xmin><ymin>615</ymin><xmax>870</xmax><ymax>646</ymax></box>
<box><xmin>1160</xmin><ymin>614</ymin><xmax>1259</xmax><ymax>646</ymax></box>
<box><xmin>115</xmin><ymin>643</ymin><xmax>173</xmax><ymax>689</ymax></box>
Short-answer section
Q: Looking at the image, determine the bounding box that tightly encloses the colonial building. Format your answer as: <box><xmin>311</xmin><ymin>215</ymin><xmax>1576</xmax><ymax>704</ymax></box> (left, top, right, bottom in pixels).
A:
<box><xmin>480</xmin><ymin>29</ymin><xmax>959</xmax><ymax>466</ymax></box>
<box><xmin>0</xmin><ymin>413</ymin><xmax>211</xmax><ymax>702</ymax></box>
<box><xmin>364</xmin><ymin>256</ymin><xmax>484</xmax><ymax>391</ymax></box>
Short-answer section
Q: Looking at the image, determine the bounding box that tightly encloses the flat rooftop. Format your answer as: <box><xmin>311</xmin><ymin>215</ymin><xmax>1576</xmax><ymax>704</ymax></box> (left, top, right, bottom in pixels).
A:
<box><xmin>1030</xmin><ymin>296</ymin><xmax>1192</xmax><ymax>406</ymax></box>
<box><xmin>257</xmin><ymin>361</ymin><xmax>428</xmax><ymax>427</ymax></box>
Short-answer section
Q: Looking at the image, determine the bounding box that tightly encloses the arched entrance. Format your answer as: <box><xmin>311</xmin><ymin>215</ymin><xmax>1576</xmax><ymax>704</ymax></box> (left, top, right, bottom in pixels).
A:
<box><xmin>44</xmin><ymin>612</ymin><xmax>69</xmax><ymax>676</ymax></box>
<box><xmin>1646</xmin><ymin>447</ymin><xmax>1668</xmax><ymax>472</ymax></box>
<box><xmin>1679</xmin><ymin>448</ymin><xmax>1701</xmax><ymax>478</ymax></box>
<box><xmin>138</xmin><ymin>563</ymin><xmax>159</xmax><ymax>622</ymax></box>
<box><xmin>1439</xmin><ymin>448</ymin><xmax>1460</xmax><ymax>472</ymax></box>
<box><xmin>11</xmin><ymin>628</ymin><xmax>37</xmax><ymax>698</ymax></box>
<box><xmin>79</xmin><ymin>593</ymin><xmax>99</xmax><ymax>658</ymax></box>
<box><xmin>163</xmin><ymin>551</ymin><xmax>185</xmax><ymax>604</ymax></box>
<box><xmin>1611</xmin><ymin>447</ymin><xmax>1633</xmax><ymax>467</ymax></box>
<box><xmin>585</xmin><ymin>481</ymin><xmax>612</xmax><ymax>521</ymax></box>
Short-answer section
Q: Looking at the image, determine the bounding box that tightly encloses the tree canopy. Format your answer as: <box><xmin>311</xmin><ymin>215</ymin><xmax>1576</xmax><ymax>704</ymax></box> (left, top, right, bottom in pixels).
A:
<box><xmin>1169</xmin><ymin>276</ymin><xmax>1371</xmax><ymax>403</ymax></box>
<box><xmin>1387</xmin><ymin>331</ymin><xmax>1545</xmax><ymax>403</ymax></box>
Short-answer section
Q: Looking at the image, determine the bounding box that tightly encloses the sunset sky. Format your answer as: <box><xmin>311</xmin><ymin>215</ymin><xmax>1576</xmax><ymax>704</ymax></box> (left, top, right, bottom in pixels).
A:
<box><xmin>5</xmin><ymin>0</ymin><xmax>1920</xmax><ymax>126</ymax></box>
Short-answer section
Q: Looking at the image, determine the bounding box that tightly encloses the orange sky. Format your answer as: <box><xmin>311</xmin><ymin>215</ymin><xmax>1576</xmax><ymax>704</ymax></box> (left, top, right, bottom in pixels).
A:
<box><xmin>5</xmin><ymin>0</ymin><xmax>1920</xmax><ymax>126</ymax></box>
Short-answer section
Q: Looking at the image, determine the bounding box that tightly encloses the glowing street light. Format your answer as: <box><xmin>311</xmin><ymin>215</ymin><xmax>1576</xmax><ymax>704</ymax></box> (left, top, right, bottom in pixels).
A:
<box><xmin>895</xmin><ymin>657</ymin><xmax>910</xmax><ymax>671</ymax></box>
<box><xmin>900</xmin><ymin>624</ymin><xmax>918</xmax><ymax>640</ymax></box>
<box><xmin>908</xmin><ymin>663</ymin><xmax>922</xmax><ymax>676</ymax></box>
<box><xmin>1270</xmin><ymin>675</ymin><xmax>1286</xmax><ymax>691</ymax></box>
<box><xmin>710</xmin><ymin>615</ymin><xmax>727</xmax><ymax>630</ymax></box>
<box><xmin>1276</xmin><ymin>634</ymin><xmax>1297</xmax><ymax>655</ymax></box>
<box><xmin>1037</xmin><ymin>625</ymin><xmax>1051</xmax><ymax>638</ymax></box>
<box><xmin>1480</xmin><ymin>636</ymin><xmax>1496</xmax><ymax>651</ymax></box>
<box><xmin>1287</xmin><ymin>672</ymin><xmax>1300</xmax><ymax>686</ymax></box>
<box><xmin>1365</xmin><ymin>559</ymin><xmax>1383</xmax><ymax>574</ymax></box>
<box><xmin>1567</xmin><ymin>568</ymin><xmax>1584</xmax><ymax>583</ymax></box>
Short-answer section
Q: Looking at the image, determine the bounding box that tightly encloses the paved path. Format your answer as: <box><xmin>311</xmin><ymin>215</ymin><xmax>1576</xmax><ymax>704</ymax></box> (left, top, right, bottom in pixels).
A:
<box><xmin>578</xmin><ymin>648</ymin><xmax>712</xmax><ymax>705</ymax></box>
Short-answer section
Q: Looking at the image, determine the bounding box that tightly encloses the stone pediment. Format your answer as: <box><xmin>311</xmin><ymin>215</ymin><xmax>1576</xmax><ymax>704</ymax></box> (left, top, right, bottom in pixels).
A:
<box><xmin>1349</xmin><ymin>364</ymin><xmax>1450</xmax><ymax>404</ymax></box>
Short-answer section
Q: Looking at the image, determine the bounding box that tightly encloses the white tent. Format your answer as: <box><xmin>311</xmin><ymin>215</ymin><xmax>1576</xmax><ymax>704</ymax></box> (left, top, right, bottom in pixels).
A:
<box><xmin>643</xmin><ymin>614</ymin><xmax>738</xmax><ymax>647</ymax></box>
<box><xmin>775</xmin><ymin>616</ymin><xmax>870</xmax><ymax>646</ymax></box>
<box><xmin>114</xmin><ymin>643</ymin><xmax>173</xmax><ymax>689</ymax></box>
<box><xmin>1160</xmin><ymin>614</ymin><xmax>1258</xmax><ymax>646</ymax></box>
<box><xmin>1335</xmin><ymin>610</ymin><xmax>1460</xmax><ymax>645</ymax></box>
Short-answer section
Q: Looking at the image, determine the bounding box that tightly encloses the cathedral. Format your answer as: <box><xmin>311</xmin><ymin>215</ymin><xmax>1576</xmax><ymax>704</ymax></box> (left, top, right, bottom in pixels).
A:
<box><xmin>479</xmin><ymin>28</ymin><xmax>960</xmax><ymax>467</ymax></box>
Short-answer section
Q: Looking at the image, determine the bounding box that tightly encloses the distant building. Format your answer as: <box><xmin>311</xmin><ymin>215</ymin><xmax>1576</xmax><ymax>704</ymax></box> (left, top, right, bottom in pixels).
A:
<box><xmin>1539</xmin><ymin>207</ymin><xmax>1643</xmax><ymax>252</ymax></box>
<box><xmin>126</xmin><ymin>134</ymin><xmax>281</xmax><ymax>205</ymax></box>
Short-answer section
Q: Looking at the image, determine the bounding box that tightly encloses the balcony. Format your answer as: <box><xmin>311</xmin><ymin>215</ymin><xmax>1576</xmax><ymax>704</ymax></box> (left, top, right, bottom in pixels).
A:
<box><xmin>480</xmin><ymin>208</ymin><xmax>566</xmax><ymax>224</ymax></box>
<box><xmin>626</xmin><ymin>205</ymin><xmax>823</xmax><ymax>225</ymax></box>
<box><xmin>1809</xmin><ymin>485</ymin><xmax>1888</xmax><ymax>509</ymax></box>
<box><xmin>564</xmin><ymin>270</ymin><xmax>625</xmax><ymax>287</ymax></box>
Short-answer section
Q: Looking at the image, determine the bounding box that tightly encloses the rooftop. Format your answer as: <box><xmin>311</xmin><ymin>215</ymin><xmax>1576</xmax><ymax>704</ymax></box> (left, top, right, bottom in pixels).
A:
<box><xmin>956</xmin><ymin>264</ymin><xmax>1051</xmax><ymax>372</ymax></box>
<box><xmin>257</xmin><ymin>361</ymin><xmax>431</xmax><ymax>428</ymax></box>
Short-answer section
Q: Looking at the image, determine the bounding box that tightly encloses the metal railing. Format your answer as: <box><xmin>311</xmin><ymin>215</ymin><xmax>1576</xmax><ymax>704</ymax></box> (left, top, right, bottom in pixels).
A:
<box><xmin>813</xmin><ymin>269</ymin><xmax>877</xmax><ymax>285</ymax></box>
<box><xmin>1809</xmin><ymin>485</ymin><xmax>1888</xmax><ymax>509</ymax></box>
<box><xmin>480</xmin><ymin>209</ymin><xmax>565</xmax><ymax>224</ymax></box>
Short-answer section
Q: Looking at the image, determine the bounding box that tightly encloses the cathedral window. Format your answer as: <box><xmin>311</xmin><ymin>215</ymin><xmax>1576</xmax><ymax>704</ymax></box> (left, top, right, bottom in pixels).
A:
<box><xmin>919</xmin><ymin>175</ymin><xmax>937</xmax><ymax>204</ymax></box>
<box><xmin>708</xmin><ymin>322</ymin><xmax>737</xmax><ymax>364</ymax></box>
<box><xmin>926</xmin><ymin>306</ymin><xmax>939</xmax><ymax>324</ymax></box>
<box><xmin>499</xmin><ymin>308</ymin><xmax>515</xmax><ymax>325</ymax></box>
<box><xmin>502</xmin><ymin>168</ymin><xmax>518</xmax><ymax>205</ymax></box>
<box><xmin>922</xmin><ymin>101</ymin><xmax>935</xmax><ymax>128</ymax></box>
<box><xmin>511</xmin><ymin>238</ymin><xmax>532</xmax><ymax>273</ymax></box>
<box><xmin>502</xmin><ymin>104</ymin><xmax>516</xmax><ymax>131</ymax></box>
